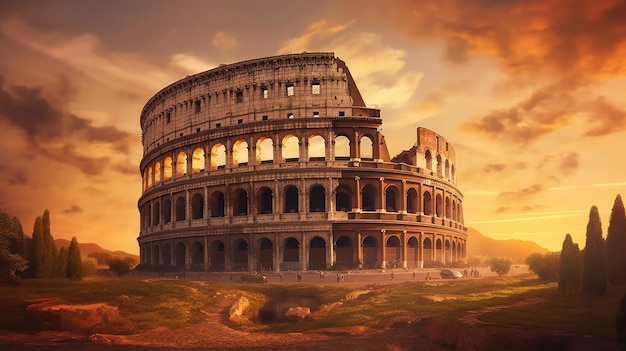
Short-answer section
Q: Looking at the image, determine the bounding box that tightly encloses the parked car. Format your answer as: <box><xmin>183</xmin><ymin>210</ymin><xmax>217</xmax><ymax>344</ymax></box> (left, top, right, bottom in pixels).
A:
<box><xmin>240</xmin><ymin>274</ymin><xmax>268</xmax><ymax>283</ymax></box>
<box><xmin>439</xmin><ymin>269</ymin><xmax>463</xmax><ymax>279</ymax></box>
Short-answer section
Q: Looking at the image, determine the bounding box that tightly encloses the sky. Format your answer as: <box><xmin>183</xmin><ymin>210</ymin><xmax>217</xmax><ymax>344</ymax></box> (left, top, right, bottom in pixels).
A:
<box><xmin>0</xmin><ymin>0</ymin><xmax>625</xmax><ymax>255</ymax></box>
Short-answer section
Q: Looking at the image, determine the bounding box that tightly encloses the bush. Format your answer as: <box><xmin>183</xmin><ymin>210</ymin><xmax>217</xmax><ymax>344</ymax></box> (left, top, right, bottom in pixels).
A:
<box><xmin>107</xmin><ymin>256</ymin><xmax>137</xmax><ymax>276</ymax></box>
<box><xmin>526</xmin><ymin>252</ymin><xmax>559</xmax><ymax>281</ymax></box>
<box><xmin>488</xmin><ymin>257</ymin><xmax>512</xmax><ymax>277</ymax></box>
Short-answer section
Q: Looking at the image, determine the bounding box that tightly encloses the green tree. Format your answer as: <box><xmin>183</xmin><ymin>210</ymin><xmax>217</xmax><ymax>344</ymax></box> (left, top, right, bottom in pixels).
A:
<box><xmin>582</xmin><ymin>206</ymin><xmax>607</xmax><ymax>295</ymax></box>
<box><xmin>53</xmin><ymin>247</ymin><xmax>68</xmax><ymax>278</ymax></box>
<box><xmin>29</xmin><ymin>210</ymin><xmax>58</xmax><ymax>279</ymax></box>
<box><xmin>558</xmin><ymin>234</ymin><xmax>581</xmax><ymax>292</ymax></box>
<box><xmin>0</xmin><ymin>210</ymin><xmax>28</xmax><ymax>283</ymax></box>
<box><xmin>526</xmin><ymin>252</ymin><xmax>559</xmax><ymax>280</ymax></box>
<box><xmin>607</xmin><ymin>194</ymin><xmax>626</xmax><ymax>286</ymax></box>
<box><xmin>108</xmin><ymin>256</ymin><xmax>136</xmax><ymax>276</ymax></box>
<box><xmin>66</xmin><ymin>236</ymin><xmax>82</xmax><ymax>280</ymax></box>
<box><xmin>487</xmin><ymin>256</ymin><xmax>512</xmax><ymax>276</ymax></box>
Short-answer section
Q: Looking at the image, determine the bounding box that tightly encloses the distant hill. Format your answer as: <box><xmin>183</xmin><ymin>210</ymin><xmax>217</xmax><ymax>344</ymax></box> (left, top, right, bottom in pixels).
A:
<box><xmin>466</xmin><ymin>227</ymin><xmax>550</xmax><ymax>263</ymax></box>
<box><xmin>54</xmin><ymin>239</ymin><xmax>139</xmax><ymax>261</ymax></box>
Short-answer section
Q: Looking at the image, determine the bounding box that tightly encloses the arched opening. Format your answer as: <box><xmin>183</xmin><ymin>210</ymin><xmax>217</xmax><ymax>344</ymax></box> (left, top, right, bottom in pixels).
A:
<box><xmin>436</xmin><ymin>155</ymin><xmax>442</xmax><ymax>176</ymax></box>
<box><xmin>362</xmin><ymin>236</ymin><xmax>378</xmax><ymax>269</ymax></box>
<box><xmin>451</xmin><ymin>164</ymin><xmax>456</xmax><ymax>183</ymax></box>
<box><xmin>234</xmin><ymin>189</ymin><xmax>248</xmax><ymax>216</ymax></box>
<box><xmin>164</xmin><ymin>157</ymin><xmax>173</xmax><ymax>180</ymax></box>
<box><xmin>257</xmin><ymin>137</ymin><xmax>274</xmax><ymax>164</ymax></box>
<box><xmin>284</xmin><ymin>186</ymin><xmax>299</xmax><ymax>213</ymax></box>
<box><xmin>209</xmin><ymin>240</ymin><xmax>225</xmax><ymax>271</ymax></box>
<box><xmin>162</xmin><ymin>244</ymin><xmax>172</xmax><ymax>266</ymax></box>
<box><xmin>385</xmin><ymin>236</ymin><xmax>401</xmax><ymax>267</ymax></box>
<box><xmin>445</xmin><ymin>239</ymin><xmax>451</xmax><ymax>262</ymax></box>
<box><xmin>335</xmin><ymin>185</ymin><xmax>352</xmax><ymax>212</ymax></box>
<box><xmin>361</xmin><ymin>184</ymin><xmax>377</xmax><ymax>211</ymax></box>
<box><xmin>191</xmin><ymin>193</ymin><xmax>204</xmax><ymax>219</ymax></box>
<box><xmin>163</xmin><ymin>199</ymin><xmax>172</xmax><ymax>223</ymax></box>
<box><xmin>335</xmin><ymin>135</ymin><xmax>351</xmax><ymax>159</ymax></box>
<box><xmin>385</xmin><ymin>185</ymin><xmax>399</xmax><ymax>212</ymax></box>
<box><xmin>423</xmin><ymin>238</ymin><xmax>432</xmax><ymax>264</ymax></box>
<box><xmin>309</xmin><ymin>185</ymin><xmax>325</xmax><ymax>212</ymax></box>
<box><xmin>145</xmin><ymin>203</ymin><xmax>152</xmax><ymax>228</ymax></box>
<box><xmin>232</xmin><ymin>140</ymin><xmax>249</xmax><ymax>167</ymax></box>
<box><xmin>175</xmin><ymin>242</ymin><xmax>185</xmax><ymax>268</ymax></box>
<box><xmin>154</xmin><ymin>162</ymin><xmax>161</xmax><ymax>183</ymax></box>
<box><xmin>153</xmin><ymin>202</ymin><xmax>160</xmax><ymax>225</ymax></box>
<box><xmin>436</xmin><ymin>194</ymin><xmax>443</xmax><ymax>217</ymax></box>
<box><xmin>425</xmin><ymin>150</ymin><xmax>432</xmax><ymax>172</ymax></box>
<box><xmin>335</xmin><ymin>236</ymin><xmax>354</xmax><ymax>268</ymax></box>
<box><xmin>423</xmin><ymin>191</ymin><xmax>432</xmax><ymax>215</ymax></box>
<box><xmin>175</xmin><ymin>196</ymin><xmax>186</xmax><ymax>221</ymax></box>
<box><xmin>233</xmin><ymin>239</ymin><xmax>249</xmax><ymax>271</ymax></box>
<box><xmin>436</xmin><ymin>238</ymin><xmax>443</xmax><ymax>263</ymax></box>
<box><xmin>210</xmin><ymin>144</ymin><xmax>226</xmax><ymax>170</ymax></box>
<box><xmin>283</xmin><ymin>237</ymin><xmax>299</xmax><ymax>270</ymax></box>
<box><xmin>259</xmin><ymin>238</ymin><xmax>273</xmax><ymax>271</ymax></box>
<box><xmin>282</xmin><ymin>135</ymin><xmax>299</xmax><ymax>162</ymax></box>
<box><xmin>191</xmin><ymin>241</ymin><xmax>204</xmax><ymax>268</ymax></box>
<box><xmin>210</xmin><ymin>191</ymin><xmax>225</xmax><ymax>217</ymax></box>
<box><xmin>258</xmin><ymin>187</ymin><xmax>273</xmax><ymax>214</ymax></box>
<box><xmin>407</xmin><ymin>188</ymin><xmax>418</xmax><ymax>214</ymax></box>
<box><xmin>192</xmin><ymin>147</ymin><xmax>205</xmax><ymax>174</ymax></box>
<box><xmin>176</xmin><ymin>152</ymin><xmax>187</xmax><ymax>178</ymax></box>
<box><xmin>153</xmin><ymin>245</ymin><xmax>160</xmax><ymax>265</ymax></box>
<box><xmin>309</xmin><ymin>236</ymin><xmax>326</xmax><ymax>270</ymax></box>
<box><xmin>445</xmin><ymin>159</ymin><xmax>450</xmax><ymax>180</ymax></box>
<box><xmin>147</xmin><ymin>167</ymin><xmax>153</xmax><ymax>188</ymax></box>
<box><xmin>445</xmin><ymin>197</ymin><xmax>451</xmax><ymax>219</ymax></box>
<box><xmin>360</xmin><ymin>135</ymin><xmax>373</xmax><ymax>160</ymax></box>
<box><xmin>452</xmin><ymin>201</ymin><xmax>457</xmax><ymax>221</ymax></box>
<box><xmin>308</xmin><ymin>135</ymin><xmax>325</xmax><ymax>160</ymax></box>
<box><xmin>407</xmin><ymin>237</ymin><xmax>419</xmax><ymax>269</ymax></box>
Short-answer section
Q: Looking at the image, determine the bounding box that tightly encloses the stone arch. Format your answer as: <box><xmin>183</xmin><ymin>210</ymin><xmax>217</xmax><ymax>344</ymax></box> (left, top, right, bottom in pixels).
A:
<box><xmin>308</xmin><ymin>134</ymin><xmax>325</xmax><ymax>160</ymax></box>
<box><xmin>385</xmin><ymin>185</ymin><xmax>399</xmax><ymax>212</ymax></box>
<box><xmin>233</xmin><ymin>189</ymin><xmax>248</xmax><ymax>216</ymax></box>
<box><xmin>284</xmin><ymin>185</ymin><xmax>299</xmax><ymax>213</ymax></box>
<box><xmin>153</xmin><ymin>202</ymin><xmax>160</xmax><ymax>225</ymax></box>
<box><xmin>335</xmin><ymin>135</ymin><xmax>350</xmax><ymax>159</ymax></box>
<box><xmin>164</xmin><ymin>156</ymin><xmax>173</xmax><ymax>180</ymax></box>
<box><xmin>209</xmin><ymin>240</ymin><xmax>225</xmax><ymax>271</ymax></box>
<box><xmin>452</xmin><ymin>200</ymin><xmax>457</xmax><ymax>221</ymax></box>
<box><xmin>309</xmin><ymin>184</ymin><xmax>325</xmax><ymax>212</ymax></box>
<box><xmin>361</xmin><ymin>184</ymin><xmax>377</xmax><ymax>211</ymax></box>
<box><xmin>309</xmin><ymin>236</ymin><xmax>326</xmax><ymax>270</ymax></box>
<box><xmin>359</xmin><ymin>135</ymin><xmax>373</xmax><ymax>159</ymax></box>
<box><xmin>162</xmin><ymin>243</ymin><xmax>172</xmax><ymax>266</ymax></box>
<box><xmin>210</xmin><ymin>191</ymin><xmax>225</xmax><ymax>217</ymax></box>
<box><xmin>407</xmin><ymin>237</ymin><xmax>419</xmax><ymax>268</ymax></box>
<box><xmin>191</xmin><ymin>193</ymin><xmax>204</xmax><ymax>219</ymax></box>
<box><xmin>335</xmin><ymin>236</ymin><xmax>354</xmax><ymax>268</ymax></box>
<box><xmin>362</xmin><ymin>236</ymin><xmax>379</xmax><ymax>268</ymax></box>
<box><xmin>436</xmin><ymin>154</ymin><xmax>442</xmax><ymax>176</ymax></box>
<box><xmin>163</xmin><ymin>199</ymin><xmax>172</xmax><ymax>223</ymax></box>
<box><xmin>436</xmin><ymin>194</ymin><xmax>443</xmax><ymax>217</ymax></box>
<box><xmin>147</xmin><ymin>167</ymin><xmax>153</xmax><ymax>188</ymax></box>
<box><xmin>176</xmin><ymin>151</ymin><xmax>187</xmax><ymax>178</ymax></box>
<box><xmin>282</xmin><ymin>134</ymin><xmax>299</xmax><ymax>162</ymax></box>
<box><xmin>210</xmin><ymin>143</ymin><xmax>226</xmax><ymax>170</ymax></box>
<box><xmin>445</xmin><ymin>239</ymin><xmax>451</xmax><ymax>262</ymax></box>
<box><xmin>233</xmin><ymin>239</ymin><xmax>249</xmax><ymax>271</ymax></box>
<box><xmin>425</xmin><ymin>150</ymin><xmax>432</xmax><ymax>172</ymax></box>
<box><xmin>435</xmin><ymin>238</ymin><xmax>443</xmax><ymax>263</ymax></box>
<box><xmin>423</xmin><ymin>191</ymin><xmax>432</xmax><ymax>215</ymax></box>
<box><xmin>154</xmin><ymin>162</ymin><xmax>161</xmax><ymax>183</ymax></box>
<box><xmin>445</xmin><ymin>159</ymin><xmax>450</xmax><ymax>180</ymax></box>
<box><xmin>407</xmin><ymin>188</ymin><xmax>418</xmax><ymax>214</ymax></box>
<box><xmin>258</xmin><ymin>238</ymin><xmax>273</xmax><ymax>271</ymax></box>
<box><xmin>283</xmin><ymin>237</ymin><xmax>300</xmax><ymax>270</ymax></box>
<box><xmin>145</xmin><ymin>203</ymin><xmax>152</xmax><ymax>228</ymax></box>
<box><xmin>232</xmin><ymin>139</ymin><xmax>249</xmax><ymax>167</ymax></box>
<box><xmin>423</xmin><ymin>237</ymin><xmax>432</xmax><ymax>264</ymax></box>
<box><xmin>258</xmin><ymin>187</ymin><xmax>273</xmax><ymax>214</ymax></box>
<box><xmin>192</xmin><ymin>147</ymin><xmax>205</xmax><ymax>174</ymax></box>
<box><xmin>175</xmin><ymin>196</ymin><xmax>186</xmax><ymax>221</ymax></box>
<box><xmin>335</xmin><ymin>185</ymin><xmax>352</xmax><ymax>212</ymax></box>
<box><xmin>153</xmin><ymin>245</ymin><xmax>160</xmax><ymax>265</ymax></box>
<box><xmin>190</xmin><ymin>241</ymin><xmax>204</xmax><ymax>267</ymax></box>
<box><xmin>451</xmin><ymin>164</ymin><xmax>456</xmax><ymax>183</ymax></box>
<box><xmin>257</xmin><ymin>137</ymin><xmax>274</xmax><ymax>163</ymax></box>
<box><xmin>385</xmin><ymin>236</ymin><xmax>401</xmax><ymax>267</ymax></box>
<box><xmin>175</xmin><ymin>242</ymin><xmax>185</xmax><ymax>268</ymax></box>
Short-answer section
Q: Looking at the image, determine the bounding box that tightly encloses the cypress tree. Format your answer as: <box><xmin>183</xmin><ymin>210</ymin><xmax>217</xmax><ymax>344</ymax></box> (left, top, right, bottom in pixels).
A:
<box><xmin>54</xmin><ymin>247</ymin><xmax>68</xmax><ymax>278</ymax></box>
<box><xmin>582</xmin><ymin>206</ymin><xmax>607</xmax><ymax>295</ymax></box>
<box><xmin>558</xmin><ymin>234</ymin><xmax>581</xmax><ymax>292</ymax></box>
<box><xmin>66</xmin><ymin>236</ymin><xmax>82</xmax><ymax>280</ymax></box>
<box><xmin>607</xmin><ymin>194</ymin><xmax>626</xmax><ymax>286</ymax></box>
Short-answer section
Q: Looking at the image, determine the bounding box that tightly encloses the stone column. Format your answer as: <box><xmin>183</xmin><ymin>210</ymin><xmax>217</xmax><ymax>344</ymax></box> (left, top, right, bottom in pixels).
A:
<box><xmin>380</xmin><ymin>229</ymin><xmax>386</xmax><ymax>269</ymax></box>
<box><xmin>273</xmin><ymin>234</ymin><xmax>281</xmax><ymax>272</ymax></box>
<box><xmin>401</xmin><ymin>180</ymin><xmax>407</xmax><ymax>214</ymax></box>
<box><xmin>402</xmin><ymin>230</ymin><xmax>408</xmax><ymax>269</ymax></box>
<box><xmin>204</xmin><ymin>236</ymin><xmax>209</xmax><ymax>270</ymax></box>
<box><xmin>379</xmin><ymin>177</ymin><xmax>385</xmax><ymax>212</ymax></box>
<box><xmin>418</xmin><ymin>232</ymin><xmax>424</xmax><ymax>269</ymax></box>
<box><xmin>354</xmin><ymin>176</ymin><xmax>361</xmax><ymax>212</ymax></box>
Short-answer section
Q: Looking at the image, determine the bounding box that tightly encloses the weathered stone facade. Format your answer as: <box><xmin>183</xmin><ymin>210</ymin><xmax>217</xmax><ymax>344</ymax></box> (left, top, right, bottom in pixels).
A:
<box><xmin>138</xmin><ymin>52</ymin><xmax>467</xmax><ymax>272</ymax></box>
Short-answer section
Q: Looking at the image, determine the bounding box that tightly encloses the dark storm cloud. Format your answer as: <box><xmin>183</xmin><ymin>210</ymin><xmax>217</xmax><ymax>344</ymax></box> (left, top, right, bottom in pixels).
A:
<box><xmin>63</xmin><ymin>205</ymin><xmax>82</xmax><ymax>214</ymax></box>
<box><xmin>0</xmin><ymin>77</ymin><xmax>136</xmax><ymax>175</ymax></box>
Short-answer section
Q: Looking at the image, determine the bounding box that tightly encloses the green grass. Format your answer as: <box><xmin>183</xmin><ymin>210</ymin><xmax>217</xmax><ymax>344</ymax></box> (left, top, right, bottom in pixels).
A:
<box><xmin>0</xmin><ymin>274</ymin><xmax>622</xmax><ymax>342</ymax></box>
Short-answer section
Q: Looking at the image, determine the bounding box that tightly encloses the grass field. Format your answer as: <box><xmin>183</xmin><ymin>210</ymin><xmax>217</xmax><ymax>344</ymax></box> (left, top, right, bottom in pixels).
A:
<box><xmin>0</xmin><ymin>273</ymin><xmax>623</xmax><ymax>342</ymax></box>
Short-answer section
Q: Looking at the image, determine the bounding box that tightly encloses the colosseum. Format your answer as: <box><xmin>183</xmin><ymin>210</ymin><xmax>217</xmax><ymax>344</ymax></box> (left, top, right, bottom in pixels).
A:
<box><xmin>138</xmin><ymin>52</ymin><xmax>467</xmax><ymax>272</ymax></box>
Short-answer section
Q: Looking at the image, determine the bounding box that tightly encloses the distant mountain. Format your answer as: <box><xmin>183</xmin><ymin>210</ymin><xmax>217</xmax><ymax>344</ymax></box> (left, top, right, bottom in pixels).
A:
<box><xmin>54</xmin><ymin>239</ymin><xmax>139</xmax><ymax>261</ymax></box>
<box><xmin>466</xmin><ymin>227</ymin><xmax>550</xmax><ymax>263</ymax></box>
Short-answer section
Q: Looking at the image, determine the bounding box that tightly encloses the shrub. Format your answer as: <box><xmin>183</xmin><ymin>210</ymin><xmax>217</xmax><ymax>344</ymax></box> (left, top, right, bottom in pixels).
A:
<box><xmin>526</xmin><ymin>252</ymin><xmax>559</xmax><ymax>281</ymax></box>
<box><xmin>488</xmin><ymin>257</ymin><xmax>512</xmax><ymax>277</ymax></box>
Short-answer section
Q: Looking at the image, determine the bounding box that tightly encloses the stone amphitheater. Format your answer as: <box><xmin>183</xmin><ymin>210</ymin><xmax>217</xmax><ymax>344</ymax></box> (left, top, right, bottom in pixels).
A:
<box><xmin>137</xmin><ymin>52</ymin><xmax>467</xmax><ymax>272</ymax></box>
